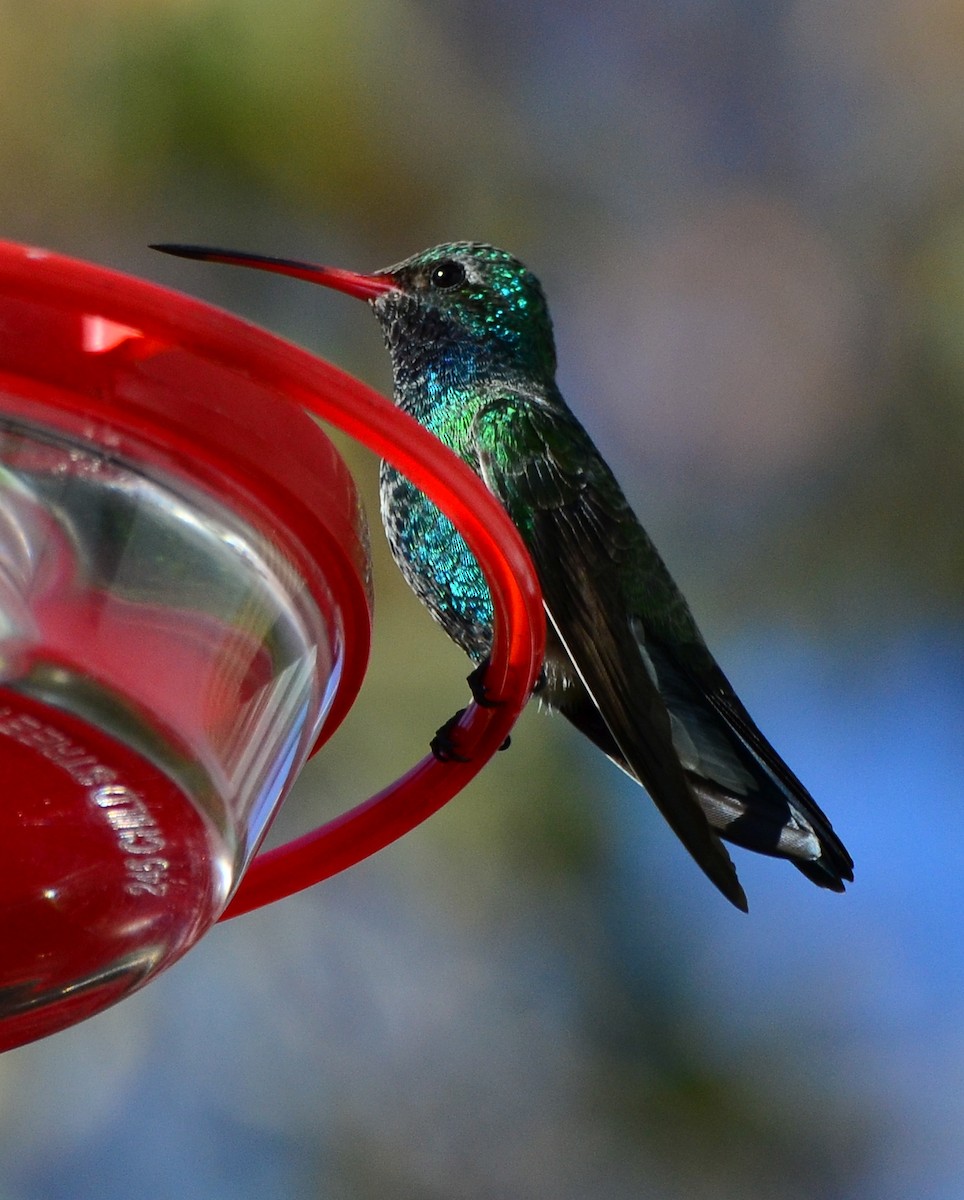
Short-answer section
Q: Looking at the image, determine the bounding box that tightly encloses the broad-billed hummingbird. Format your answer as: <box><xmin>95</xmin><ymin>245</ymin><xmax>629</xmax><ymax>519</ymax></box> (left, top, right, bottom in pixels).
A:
<box><xmin>152</xmin><ymin>240</ymin><xmax>853</xmax><ymax>910</ymax></box>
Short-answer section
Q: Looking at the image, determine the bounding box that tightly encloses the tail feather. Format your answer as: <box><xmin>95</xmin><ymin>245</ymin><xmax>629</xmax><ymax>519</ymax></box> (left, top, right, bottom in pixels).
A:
<box><xmin>646</xmin><ymin>637</ymin><xmax>854</xmax><ymax>890</ymax></box>
<box><xmin>554</xmin><ymin>673</ymin><xmax>853</xmax><ymax>891</ymax></box>
<box><xmin>686</xmin><ymin>777</ymin><xmax>850</xmax><ymax>892</ymax></box>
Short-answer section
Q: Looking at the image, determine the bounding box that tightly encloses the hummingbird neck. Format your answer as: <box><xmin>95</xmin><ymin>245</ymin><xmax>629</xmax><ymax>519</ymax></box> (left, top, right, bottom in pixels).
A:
<box><xmin>392</xmin><ymin>345</ymin><xmax>550</xmax><ymax>424</ymax></box>
<box><xmin>384</xmin><ymin>316</ymin><xmax>556</xmax><ymax>417</ymax></box>
<box><xmin>372</xmin><ymin>278</ymin><xmax>558</xmax><ymax>419</ymax></box>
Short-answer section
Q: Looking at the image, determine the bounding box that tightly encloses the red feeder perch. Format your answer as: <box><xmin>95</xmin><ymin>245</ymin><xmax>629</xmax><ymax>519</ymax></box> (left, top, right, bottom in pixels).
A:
<box><xmin>0</xmin><ymin>242</ymin><xmax>544</xmax><ymax>1051</ymax></box>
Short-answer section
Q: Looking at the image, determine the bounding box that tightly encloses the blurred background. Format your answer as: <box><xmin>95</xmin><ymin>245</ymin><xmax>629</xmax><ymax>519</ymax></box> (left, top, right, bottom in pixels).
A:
<box><xmin>1</xmin><ymin>0</ymin><xmax>962</xmax><ymax>1196</ymax></box>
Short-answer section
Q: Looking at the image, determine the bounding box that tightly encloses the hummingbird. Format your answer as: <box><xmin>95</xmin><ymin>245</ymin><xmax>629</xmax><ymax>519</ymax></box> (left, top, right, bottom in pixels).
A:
<box><xmin>152</xmin><ymin>240</ymin><xmax>853</xmax><ymax>910</ymax></box>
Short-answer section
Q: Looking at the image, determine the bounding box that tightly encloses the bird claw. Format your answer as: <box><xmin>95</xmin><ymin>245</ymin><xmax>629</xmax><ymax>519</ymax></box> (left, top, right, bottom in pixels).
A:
<box><xmin>429</xmin><ymin>709</ymin><xmax>511</xmax><ymax>761</ymax></box>
<box><xmin>469</xmin><ymin>660</ymin><xmax>512</xmax><ymax>751</ymax></box>
<box><xmin>430</xmin><ymin>710</ymin><xmax>471</xmax><ymax>763</ymax></box>
<box><xmin>466</xmin><ymin>658</ymin><xmax>503</xmax><ymax>708</ymax></box>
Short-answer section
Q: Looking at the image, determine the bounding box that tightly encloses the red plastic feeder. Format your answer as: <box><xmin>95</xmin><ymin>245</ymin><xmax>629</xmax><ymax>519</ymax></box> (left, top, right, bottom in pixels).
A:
<box><xmin>0</xmin><ymin>242</ymin><xmax>543</xmax><ymax>1051</ymax></box>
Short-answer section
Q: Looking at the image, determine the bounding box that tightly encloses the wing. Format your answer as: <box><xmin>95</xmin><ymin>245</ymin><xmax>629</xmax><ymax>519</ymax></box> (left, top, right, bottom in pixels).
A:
<box><xmin>473</xmin><ymin>389</ymin><xmax>748</xmax><ymax>911</ymax></box>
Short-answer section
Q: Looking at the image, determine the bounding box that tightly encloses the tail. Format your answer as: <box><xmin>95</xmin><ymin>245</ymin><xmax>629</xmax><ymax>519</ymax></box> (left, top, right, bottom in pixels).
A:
<box><xmin>556</xmin><ymin>653</ymin><xmax>853</xmax><ymax>893</ymax></box>
<box><xmin>685</xmin><ymin>774</ymin><xmax>852</xmax><ymax>891</ymax></box>
<box><xmin>650</xmin><ymin>637</ymin><xmax>852</xmax><ymax>890</ymax></box>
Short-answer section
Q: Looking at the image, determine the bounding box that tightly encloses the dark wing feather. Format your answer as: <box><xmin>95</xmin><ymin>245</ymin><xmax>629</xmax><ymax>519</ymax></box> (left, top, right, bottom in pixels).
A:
<box><xmin>473</xmin><ymin>390</ymin><xmax>748</xmax><ymax>911</ymax></box>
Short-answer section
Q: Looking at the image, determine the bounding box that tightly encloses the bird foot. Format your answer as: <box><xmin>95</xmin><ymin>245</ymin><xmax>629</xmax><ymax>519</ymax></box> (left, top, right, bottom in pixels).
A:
<box><xmin>430</xmin><ymin>710</ymin><xmax>471</xmax><ymax>763</ymax></box>
<box><xmin>429</xmin><ymin>706</ymin><xmax>511</xmax><ymax>762</ymax></box>
<box><xmin>468</xmin><ymin>660</ymin><xmax>511</xmax><ymax>750</ymax></box>
<box><xmin>466</xmin><ymin>658</ymin><xmax>503</xmax><ymax>708</ymax></box>
<box><xmin>429</xmin><ymin>660</ymin><xmax>514</xmax><ymax>761</ymax></box>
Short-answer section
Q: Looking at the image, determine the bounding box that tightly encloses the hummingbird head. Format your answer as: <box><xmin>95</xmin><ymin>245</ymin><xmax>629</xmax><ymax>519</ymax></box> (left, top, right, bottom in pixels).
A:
<box><xmin>370</xmin><ymin>243</ymin><xmax>557</xmax><ymax>388</ymax></box>
<box><xmin>151</xmin><ymin>241</ymin><xmax>557</xmax><ymax>391</ymax></box>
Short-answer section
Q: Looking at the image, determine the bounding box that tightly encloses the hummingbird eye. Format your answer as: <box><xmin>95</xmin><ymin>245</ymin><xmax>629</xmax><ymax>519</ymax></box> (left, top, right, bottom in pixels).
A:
<box><xmin>428</xmin><ymin>260</ymin><xmax>466</xmax><ymax>290</ymax></box>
